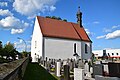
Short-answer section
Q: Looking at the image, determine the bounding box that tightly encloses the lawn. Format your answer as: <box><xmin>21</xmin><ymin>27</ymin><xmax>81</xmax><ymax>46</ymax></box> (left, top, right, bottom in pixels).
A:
<box><xmin>23</xmin><ymin>63</ymin><xmax>57</xmax><ymax>80</ymax></box>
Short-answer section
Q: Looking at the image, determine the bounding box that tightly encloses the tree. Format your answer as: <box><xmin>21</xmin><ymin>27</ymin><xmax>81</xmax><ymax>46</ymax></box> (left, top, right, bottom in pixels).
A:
<box><xmin>46</xmin><ymin>16</ymin><xmax>67</xmax><ymax>22</ymax></box>
<box><xmin>4</xmin><ymin>42</ymin><xmax>17</xmax><ymax>60</ymax></box>
<box><xmin>63</xmin><ymin>19</ymin><xmax>67</xmax><ymax>22</ymax></box>
<box><xmin>0</xmin><ymin>41</ymin><xmax>4</xmax><ymax>58</ymax></box>
<box><xmin>0</xmin><ymin>41</ymin><xmax>2</xmax><ymax>49</ymax></box>
<box><xmin>21</xmin><ymin>51</ymin><xmax>30</xmax><ymax>57</ymax></box>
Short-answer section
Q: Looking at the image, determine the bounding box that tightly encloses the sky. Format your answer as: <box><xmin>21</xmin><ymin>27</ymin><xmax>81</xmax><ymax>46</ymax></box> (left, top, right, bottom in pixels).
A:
<box><xmin>0</xmin><ymin>0</ymin><xmax>120</xmax><ymax>52</ymax></box>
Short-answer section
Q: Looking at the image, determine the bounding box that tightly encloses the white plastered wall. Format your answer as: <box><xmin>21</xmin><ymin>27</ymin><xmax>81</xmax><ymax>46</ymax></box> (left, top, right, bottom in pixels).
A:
<box><xmin>31</xmin><ymin>18</ymin><xmax>43</xmax><ymax>62</ymax></box>
<box><xmin>44</xmin><ymin>37</ymin><xmax>82</xmax><ymax>60</ymax></box>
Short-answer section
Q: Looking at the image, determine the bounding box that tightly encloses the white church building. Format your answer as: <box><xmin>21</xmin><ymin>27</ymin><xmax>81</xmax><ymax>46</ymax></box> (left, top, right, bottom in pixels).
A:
<box><xmin>31</xmin><ymin>8</ymin><xmax>92</xmax><ymax>62</ymax></box>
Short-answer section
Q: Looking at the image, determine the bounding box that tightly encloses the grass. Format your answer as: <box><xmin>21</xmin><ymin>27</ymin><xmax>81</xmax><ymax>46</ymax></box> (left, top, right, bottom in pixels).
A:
<box><xmin>23</xmin><ymin>63</ymin><xmax>57</xmax><ymax>80</ymax></box>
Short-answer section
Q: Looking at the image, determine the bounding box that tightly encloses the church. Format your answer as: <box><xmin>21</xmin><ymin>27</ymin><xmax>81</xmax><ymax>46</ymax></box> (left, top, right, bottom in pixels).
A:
<box><xmin>31</xmin><ymin>7</ymin><xmax>92</xmax><ymax>62</ymax></box>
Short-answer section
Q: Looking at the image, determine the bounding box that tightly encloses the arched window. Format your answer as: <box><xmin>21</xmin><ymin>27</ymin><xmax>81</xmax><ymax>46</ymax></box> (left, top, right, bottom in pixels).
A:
<box><xmin>74</xmin><ymin>43</ymin><xmax>76</xmax><ymax>53</ymax></box>
<box><xmin>35</xmin><ymin>41</ymin><xmax>37</xmax><ymax>48</ymax></box>
<box><xmin>85</xmin><ymin>44</ymin><xmax>87</xmax><ymax>53</ymax></box>
<box><xmin>90</xmin><ymin>44</ymin><xmax>92</xmax><ymax>52</ymax></box>
<box><xmin>108</xmin><ymin>53</ymin><xmax>110</xmax><ymax>56</ymax></box>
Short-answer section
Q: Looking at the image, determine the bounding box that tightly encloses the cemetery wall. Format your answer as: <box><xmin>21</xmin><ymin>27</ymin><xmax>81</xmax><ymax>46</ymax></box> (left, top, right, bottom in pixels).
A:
<box><xmin>0</xmin><ymin>57</ymin><xmax>29</xmax><ymax>80</ymax></box>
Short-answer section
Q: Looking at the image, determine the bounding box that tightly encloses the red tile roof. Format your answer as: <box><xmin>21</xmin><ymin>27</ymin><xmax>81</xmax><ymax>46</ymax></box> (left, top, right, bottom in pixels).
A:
<box><xmin>37</xmin><ymin>16</ymin><xmax>91</xmax><ymax>42</ymax></box>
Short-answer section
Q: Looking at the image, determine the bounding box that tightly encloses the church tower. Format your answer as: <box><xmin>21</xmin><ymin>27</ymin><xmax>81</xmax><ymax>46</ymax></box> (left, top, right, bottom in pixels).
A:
<box><xmin>76</xmin><ymin>6</ymin><xmax>82</xmax><ymax>27</ymax></box>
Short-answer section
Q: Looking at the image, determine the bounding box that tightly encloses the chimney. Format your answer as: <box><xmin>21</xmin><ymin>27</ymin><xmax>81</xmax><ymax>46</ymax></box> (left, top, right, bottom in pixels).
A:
<box><xmin>76</xmin><ymin>6</ymin><xmax>82</xmax><ymax>27</ymax></box>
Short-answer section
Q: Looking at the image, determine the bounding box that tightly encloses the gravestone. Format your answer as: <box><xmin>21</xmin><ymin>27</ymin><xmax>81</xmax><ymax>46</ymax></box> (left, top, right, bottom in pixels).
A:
<box><xmin>63</xmin><ymin>60</ymin><xmax>67</xmax><ymax>66</ymax></box>
<box><xmin>95</xmin><ymin>61</ymin><xmax>101</xmax><ymax>64</ymax></box>
<box><xmin>55</xmin><ymin>61</ymin><xmax>61</xmax><ymax>77</ymax></box>
<box><xmin>47</xmin><ymin>60</ymin><xmax>51</xmax><ymax>71</ymax></box>
<box><xmin>90</xmin><ymin>67</ymin><xmax>93</xmax><ymax>74</ymax></box>
<box><xmin>84</xmin><ymin>63</ymin><xmax>89</xmax><ymax>72</ymax></box>
<box><xmin>104</xmin><ymin>64</ymin><xmax>109</xmax><ymax>74</ymax></box>
<box><xmin>64</xmin><ymin>65</ymin><xmax>70</xmax><ymax>80</ymax></box>
<box><xmin>93</xmin><ymin>64</ymin><xmax>103</xmax><ymax>78</ymax></box>
<box><xmin>95</xmin><ymin>75</ymin><xmax>120</xmax><ymax>80</ymax></box>
<box><xmin>78</xmin><ymin>60</ymin><xmax>84</xmax><ymax>69</ymax></box>
<box><xmin>108</xmin><ymin>63</ymin><xmax>120</xmax><ymax>77</ymax></box>
<box><xmin>74</xmin><ymin>68</ymin><xmax>84</xmax><ymax>80</ymax></box>
<box><xmin>69</xmin><ymin>60</ymin><xmax>74</xmax><ymax>71</ymax></box>
<box><xmin>85</xmin><ymin>72</ymin><xmax>91</xmax><ymax>78</ymax></box>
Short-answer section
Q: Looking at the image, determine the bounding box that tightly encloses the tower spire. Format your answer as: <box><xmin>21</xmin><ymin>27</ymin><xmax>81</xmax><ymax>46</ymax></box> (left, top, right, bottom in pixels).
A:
<box><xmin>76</xmin><ymin>6</ymin><xmax>82</xmax><ymax>27</ymax></box>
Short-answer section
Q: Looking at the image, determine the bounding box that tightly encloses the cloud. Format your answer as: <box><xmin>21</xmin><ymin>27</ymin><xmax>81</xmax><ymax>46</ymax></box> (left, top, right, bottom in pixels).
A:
<box><xmin>0</xmin><ymin>16</ymin><xmax>29</xmax><ymax>34</ymax></box>
<box><xmin>96</xmin><ymin>35</ymin><xmax>106</xmax><ymax>39</ymax></box>
<box><xmin>0</xmin><ymin>9</ymin><xmax>13</xmax><ymax>16</ymax></box>
<box><xmin>112</xmin><ymin>25</ymin><xmax>120</xmax><ymax>29</ymax></box>
<box><xmin>11</xmin><ymin>28</ymin><xmax>24</xmax><ymax>34</ymax></box>
<box><xmin>96</xmin><ymin>30</ymin><xmax>120</xmax><ymax>39</ymax></box>
<box><xmin>13</xmin><ymin>0</ymin><xmax>58</xmax><ymax>18</ymax></box>
<box><xmin>93</xmin><ymin>21</ymin><xmax>100</xmax><ymax>24</ymax></box>
<box><xmin>0</xmin><ymin>16</ymin><xmax>20</xmax><ymax>28</ymax></box>
<box><xmin>103</xmin><ymin>25</ymin><xmax>120</xmax><ymax>33</ymax></box>
<box><xmin>0</xmin><ymin>2</ymin><xmax>8</xmax><ymax>7</ymax></box>
<box><xmin>105</xmin><ymin>30</ymin><xmax>120</xmax><ymax>39</ymax></box>
<box><xmin>14</xmin><ymin>40</ymin><xmax>31</xmax><ymax>52</ymax></box>
<box><xmin>85</xmin><ymin>29</ymin><xmax>90</xmax><ymax>35</ymax></box>
<box><xmin>103</xmin><ymin>28</ymin><xmax>112</xmax><ymax>33</ymax></box>
<box><xmin>85</xmin><ymin>29</ymin><xmax>94</xmax><ymax>37</ymax></box>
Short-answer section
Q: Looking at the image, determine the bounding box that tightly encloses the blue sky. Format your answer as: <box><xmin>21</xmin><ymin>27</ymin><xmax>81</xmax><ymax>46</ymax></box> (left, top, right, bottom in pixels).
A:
<box><xmin>0</xmin><ymin>0</ymin><xmax>120</xmax><ymax>52</ymax></box>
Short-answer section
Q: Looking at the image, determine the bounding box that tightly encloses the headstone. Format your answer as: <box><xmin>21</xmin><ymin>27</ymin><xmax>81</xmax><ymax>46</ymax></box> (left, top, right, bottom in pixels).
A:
<box><xmin>45</xmin><ymin>57</ymin><xmax>48</xmax><ymax>69</ymax></box>
<box><xmin>69</xmin><ymin>60</ymin><xmax>74</xmax><ymax>71</ymax></box>
<box><xmin>43</xmin><ymin>60</ymin><xmax>45</xmax><ymax>66</ymax></box>
<box><xmin>63</xmin><ymin>60</ymin><xmax>67</xmax><ymax>65</ymax></box>
<box><xmin>95</xmin><ymin>75</ymin><xmax>120</xmax><ymax>80</ymax></box>
<box><xmin>84</xmin><ymin>63</ymin><xmax>89</xmax><ymax>72</ymax></box>
<box><xmin>64</xmin><ymin>65</ymin><xmax>70</xmax><ymax>80</ymax></box>
<box><xmin>90</xmin><ymin>67</ymin><xmax>93</xmax><ymax>74</ymax></box>
<box><xmin>78</xmin><ymin>60</ymin><xmax>84</xmax><ymax>69</ymax></box>
<box><xmin>55</xmin><ymin>61</ymin><xmax>61</xmax><ymax>77</ymax></box>
<box><xmin>47</xmin><ymin>60</ymin><xmax>51</xmax><ymax>71</ymax></box>
<box><xmin>85</xmin><ymin>72</ymin><xmax>91</xmax><ymax>78</ymax></box>
<box><xmin>95</xmin><ymin>61</ymin><xmax>101</xmax><ymax>64</ymax></box>
<box><xmin>104</xmin><ymin>64</ymin><xmax>109</xmax><ymax>74</ymax></box>
<box><xmin>93</xmin><ymin>64</ymin><xmax>103</xmax><ymax>78</ymax></box>
<box><xmin>74</xmin><ymin>68</ymin><xmax>84</xmax><ymax>80</ymax></box>
<box><xmin>108</xmin><ymin>63</ymin><xmax>120</xmax><ymax>77</ymax></box>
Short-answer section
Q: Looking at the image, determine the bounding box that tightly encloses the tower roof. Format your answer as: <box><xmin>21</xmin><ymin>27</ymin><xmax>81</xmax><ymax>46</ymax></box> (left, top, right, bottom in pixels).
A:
<box><xmin>77</xmin><ymin>6</ymin><xmax>81</xmax><ymax>15</ymax></box>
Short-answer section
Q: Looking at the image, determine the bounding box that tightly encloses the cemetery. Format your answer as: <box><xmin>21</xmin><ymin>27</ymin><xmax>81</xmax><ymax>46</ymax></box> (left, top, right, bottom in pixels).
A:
<box><xmin>29</xmin><ymin>6</ymin><xmax>120</xmax><ymax>80</ymax></box>
<box><xmin>36</xmin><ymin>57</ymin><xmax>120</xmax><ymax>80</ymax></box>
<box><xmin>1</xmin><ymin>56</ymin><xmax>120</xmax><ymax>80</ymax></box>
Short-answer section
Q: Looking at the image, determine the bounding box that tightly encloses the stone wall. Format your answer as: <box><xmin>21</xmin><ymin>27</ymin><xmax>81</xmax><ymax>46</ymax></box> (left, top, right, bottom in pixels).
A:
<box><xmin>0</xmin><ymin>57</ymin><xmax>29</xmax><ymax>80</ymax></box>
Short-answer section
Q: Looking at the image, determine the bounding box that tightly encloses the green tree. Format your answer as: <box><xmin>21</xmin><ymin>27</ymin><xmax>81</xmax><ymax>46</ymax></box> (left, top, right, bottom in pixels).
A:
<box><xmin>0</xmin><ymin>41</ymin><xmax>2</xmax><ymax>49</ymax></box>
<box><xmin>46</xmin><ymin>16</ymin><xmax>67</xmax><ymax>22</ymax></box>
<box><xmin>0</xmin><ymin>41</ymin><xmax>4</xmax><ymax>58</ymax></box>
<box><xmin>63</xmin><ymin>19</ymin><xmax>67</xmax><ymax>22</ymax></box>
<box><xmin>4</xmin><ymin>42</ymin><xmax>17</xmax><ymax>60</ymax></box>
<box><xmin>21</xmin><ymin>51</ymin><xmax>30</xmax><ymax>57</ymax></box>
<box><xmin>46</xmin><ymin>16</ymin><xmax>51</xmax><ymax>18</ymax></box>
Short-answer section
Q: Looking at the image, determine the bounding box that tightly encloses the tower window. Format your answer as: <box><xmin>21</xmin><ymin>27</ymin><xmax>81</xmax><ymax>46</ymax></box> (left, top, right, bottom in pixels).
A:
<box><xmin>85</xmin><ymin>44</ymin><xmax>88</xmax><ymax>53</ymax></box>
<box><xmin>116</xmin><ymin>53</ymin><xmax>119</xmax><ymax>55</ymax></box>
<box><xmin>74</xmin><ymin>43</ymin><xmax>77</xmax><ymax>53</ymax></box>
<box><xmin>112</xmin><ymin>53</ymin><xmax>114</xmax><ymax>55</ymax></box>
<box><xmin>90</xmin><ymin>44</ymin><xmax>92</xmax><ymax>52</ymax></box>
